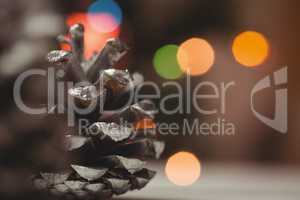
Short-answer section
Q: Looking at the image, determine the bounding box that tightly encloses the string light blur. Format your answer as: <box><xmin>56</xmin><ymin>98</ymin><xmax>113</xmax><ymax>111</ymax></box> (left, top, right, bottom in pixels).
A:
<box><xmin>165</xmin><ymin>151</ymin><xmax>201</xmax><ymax>186</ymax></box>
<box><xmin>153</xmin><ymin>44</ymin><xmax>184</xmax><ymax>80</ymax></box>
<box><xmin>87</xmin><ymin>0</ymin><xmax>122</xmax><ymax>33</ymax></box>
<box><xmin>64</xmin><ymin>13</ymin><xmax>120</xmax><ymax>59</ymax></box>
<box><xmin>177</xmin><ymin>38</ymin><xmax>215</xmax><ymax>76</ymax></box>
<box><xmin>232</xmin><ymin>31</ymin><xmax>269</xmax><ymax>67</ymax></box>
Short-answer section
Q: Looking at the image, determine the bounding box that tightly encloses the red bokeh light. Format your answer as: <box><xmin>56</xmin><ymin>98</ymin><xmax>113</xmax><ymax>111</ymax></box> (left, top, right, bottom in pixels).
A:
<box><xmin>62</xmin><ymin>13</ymin><xmax>120</xmax><ymax>59</ymax></box>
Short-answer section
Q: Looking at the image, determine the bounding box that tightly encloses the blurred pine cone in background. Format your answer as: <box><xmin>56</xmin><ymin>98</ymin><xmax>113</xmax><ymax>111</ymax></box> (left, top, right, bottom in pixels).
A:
<box><xmin>28</xmin><ymin>23</ymin><xmax>164</xmax><ymax>199</ymax></box>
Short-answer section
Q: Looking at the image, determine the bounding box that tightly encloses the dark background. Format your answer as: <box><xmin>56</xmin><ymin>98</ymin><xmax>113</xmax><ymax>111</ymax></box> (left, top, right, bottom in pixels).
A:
<box><xmin>0</xmin><ymin>0</ymin><xmax>299</xmax><ymax>166</ymax></box>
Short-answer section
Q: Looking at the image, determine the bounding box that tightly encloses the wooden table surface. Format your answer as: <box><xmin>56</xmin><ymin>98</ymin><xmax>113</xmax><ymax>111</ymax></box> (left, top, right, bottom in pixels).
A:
<box><xmin>118</xmin><ymin>162</ymin><xmax>300</xmax><ymax>200</ymax></box>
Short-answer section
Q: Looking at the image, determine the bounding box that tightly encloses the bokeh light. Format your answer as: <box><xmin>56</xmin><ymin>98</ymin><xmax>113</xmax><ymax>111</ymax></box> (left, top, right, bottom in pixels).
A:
<box><xmin>165</xmin><ymin>151</ymin><xmax>201</xmax><ymax>186</ymax></box>
<box><xmin>87</xmin><ymin>0</ymin><xmax>122</xmax><ymax>33</ymax></box>
<box><xmin>177</xmin><ymin>38</ymin><xmax>215</xmax><ymax>76</ymax></box>
<box><xmin>64</xmin><ymin>13</ymin><xmax>120</xmax><ymax>59</ymax></box>
<box><xmin>134</xmin><ymin>118</ymin><xmax>156</xmax><ymax>130</ymax></box>
<box><xmin>232</xmin><ymin>31</ymin><xmax>269</xmax><ymax>67</ymax></box>
<box><xmin>153</xmin><ymin>44</ymin><xmax>183</xmax><ymax>80</ymax></box>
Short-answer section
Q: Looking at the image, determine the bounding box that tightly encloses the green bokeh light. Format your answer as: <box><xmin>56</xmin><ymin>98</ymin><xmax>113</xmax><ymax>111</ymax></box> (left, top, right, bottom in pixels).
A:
<box><xmin>153</xmin><ymin>44</ymin><xmax>183</xmax><ymax>80</ymax></box>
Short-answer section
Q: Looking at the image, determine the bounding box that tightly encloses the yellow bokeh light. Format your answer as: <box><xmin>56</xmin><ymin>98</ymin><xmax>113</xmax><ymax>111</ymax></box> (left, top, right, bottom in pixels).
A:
<box><xmin>177</xmin><ymin>38</ymin><xmax>215</xmax><ymax>76</ymax></box>
<box><xmin>232</xmin><ymin>31</ymin><xmax>269</xmax><ymax>67</ymax></box>
<box><xmin>165</xmin><ymin>151</ymin><xmax>201</xmax><ymax>186</ymax></box>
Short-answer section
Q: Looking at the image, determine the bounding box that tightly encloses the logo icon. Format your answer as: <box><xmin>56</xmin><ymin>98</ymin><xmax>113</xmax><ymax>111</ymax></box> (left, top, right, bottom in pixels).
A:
<box><xmin>251</xmin><ymin>67</ymin><xmax>288</xmax><ymax>133</ymax></box>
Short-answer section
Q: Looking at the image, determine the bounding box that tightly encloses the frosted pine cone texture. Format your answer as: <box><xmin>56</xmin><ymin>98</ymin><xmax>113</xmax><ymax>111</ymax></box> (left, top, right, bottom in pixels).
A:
<box><xmin>31</xmin><ymin>24</ymin><xmax>164</xmax><ymax>199</ymax></box>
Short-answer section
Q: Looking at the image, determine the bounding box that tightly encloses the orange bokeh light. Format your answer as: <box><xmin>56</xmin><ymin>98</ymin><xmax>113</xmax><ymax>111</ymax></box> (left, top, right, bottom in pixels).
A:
<box><xmin>63</xmin><ymin>13</ymin><xmax>120</xmax><ymax>59</ymax></box>
<box><xmin>134</xmin><ymin>118</ymin><xmax>156</xmax><ymax>130</ymax></box>
<box><xmin>165</xmin><ymin>151</ymin><xmax>201</xmax><ymax>186</ymax></box>
<box><xmin>177</xmin><ymin>38</ymin><xmax>215</xmax><ymax>76</ymax></box>
<box><xmin>232</xmin><ymin>31</ymin><xmax>269</xmax><ymax>67</ymax></box>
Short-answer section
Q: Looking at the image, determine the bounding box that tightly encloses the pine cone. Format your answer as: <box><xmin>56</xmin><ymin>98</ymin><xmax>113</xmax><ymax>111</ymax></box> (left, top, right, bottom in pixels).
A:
<box><xmin>31</xmin><ymin>24</ymin><xmax>165</xmax><ymax>199</ymax></box>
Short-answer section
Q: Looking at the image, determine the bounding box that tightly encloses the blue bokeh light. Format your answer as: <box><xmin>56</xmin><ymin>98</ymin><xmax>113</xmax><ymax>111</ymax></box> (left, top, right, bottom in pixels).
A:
<box><xmin>88</xmin><ymin>0</ymin><xmax>122</xmax><ymax>31</ymax></box>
